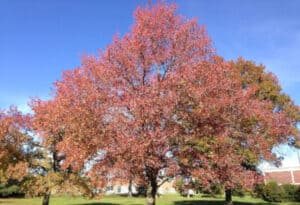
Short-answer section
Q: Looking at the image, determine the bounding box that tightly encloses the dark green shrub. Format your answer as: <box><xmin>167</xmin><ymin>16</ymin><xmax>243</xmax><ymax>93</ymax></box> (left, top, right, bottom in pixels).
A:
<box><xmin>252</xmin><ymin>183</ymin><xmax>265</xmax><ymax>198</ymax></box>
<box><xmin>232</xmin><ymin>185</ymin><xmax>246</xmax><ymax>197</ymax></box>
<box><xmin>282</xmin><ymin>184</ymin><xmax>297</xmax><ymax>201</ymax></box>
<box><xmin>253</xmin><ymin>182</ymin><xmax>300</xmax><ymax>202</ymax></box>
<box><xmin>0</xmin><ymin>184</ymin><xmax>23</xmax><ymax>197</ymax></box>
<box><xmin>211</xmin><ymin>183</ymin><xmax>223</xmax><ymax>195</ymax></box>
<box><xmin>294</xmin><ymin>186</ymin><xmax>300</xmax><ymax>202</ymax></box>
<box><xmin>193</xmin><ymin>179</ymin><xmax>201</xmax><ymax>194</ymax></box>
<box><xmin>201</xmin><ymin>183</ymin><xmax>223</xmax><ymax>197</ymax></box>
<box><xmin>262</xmin><ymin>181</ymin><xmax>285</xmax><ymax>202</ymax></box>
<box><xmin>253</xmin><ymin>183</ymin><xmax>300</xmax><ymax>202</ymax></box>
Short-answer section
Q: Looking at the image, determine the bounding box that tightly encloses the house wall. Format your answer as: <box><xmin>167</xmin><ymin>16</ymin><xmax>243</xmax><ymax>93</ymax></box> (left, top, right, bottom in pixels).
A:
<box><xmin>158</xmin><ymin>180</ymin><xmax>177</xmax><ymax>194</ymax></box>
<box><xmin>105</xmin><ymin>179</ymin><xmax>177</xmax><ymax>195</ymax></box>
<box><xmin>293</xmin><ymin>170</ymin><xmax>300</xmax><ymax>184</ymax></box>
<box><xmin>262</xmin><ymin>166</ymin><xmax>300</xmax><ymax>185</ymax></box>
<box><xmin>264</xmin><ymin>171</ymin><xmax>292</xmax><ymax>184</ymax></box>
<box><xmin>105</xmin><ymin>184</ymin><xmax>137</xmax><ymax>195</ymax></box>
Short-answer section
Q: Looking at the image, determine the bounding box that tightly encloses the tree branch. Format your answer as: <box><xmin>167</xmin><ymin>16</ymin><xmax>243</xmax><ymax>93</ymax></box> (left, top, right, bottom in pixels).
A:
<box><xmin>158</xmin><ymin>177</ymin><xmax>170</xmax><ymax>187</ymax></box>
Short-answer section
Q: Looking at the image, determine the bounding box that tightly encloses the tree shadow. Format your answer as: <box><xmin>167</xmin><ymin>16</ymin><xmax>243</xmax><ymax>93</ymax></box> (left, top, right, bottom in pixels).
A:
<box><xmin>173</xmin><ymin>200</ymin><xmax>270</xmax><ymax>205</ymax></box>
<box><xmin>70</xmin><ymin>203</ymin><xmax>142</xmax><ymax>205</ymax></box>
<box><xmin>70</xmin><ymin>203</ymin><xmax>120</xmax><ymax>205</ymax></box>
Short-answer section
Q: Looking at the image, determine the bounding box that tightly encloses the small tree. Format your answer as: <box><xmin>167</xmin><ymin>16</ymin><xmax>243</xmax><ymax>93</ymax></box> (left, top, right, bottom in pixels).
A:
<box><xmin>0</xmin><ymin>107</ymin><xmax>30</xmax><ymax>183</ymax></box>
<box><xmin>174</xmin><ymin>178</ymin><xmax>185</xmax><ymax>195</ymax></box>
<box><xmin>27</xmin><ymin>100</ymin><xmax>94</xmax><ymax>205</ymax></box>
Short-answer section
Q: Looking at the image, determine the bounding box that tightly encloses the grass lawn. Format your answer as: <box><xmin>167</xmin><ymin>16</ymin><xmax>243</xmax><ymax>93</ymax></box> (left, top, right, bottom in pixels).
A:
<box><xmin>1</xmin><ymin>194</ymin><xmax>300</xmax><ymax>205</ymax></box>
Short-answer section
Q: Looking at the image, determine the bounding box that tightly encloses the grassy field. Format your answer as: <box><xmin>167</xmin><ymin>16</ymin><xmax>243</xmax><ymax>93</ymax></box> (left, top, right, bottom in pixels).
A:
<box><xmin>1</xmin><ymin>195</ymin><xmax>300</xmax><ymax>205</ymax></box>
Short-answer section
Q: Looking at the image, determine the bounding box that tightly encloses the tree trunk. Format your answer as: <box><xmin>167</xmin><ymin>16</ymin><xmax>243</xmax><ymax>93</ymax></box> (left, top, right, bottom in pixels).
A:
<box><xmin>42</xmin><ymin>192</ymin><xmax>51</xmax><ymax>205</ymax></box>
<box><xmin>225</xmin><ymin>188</ymin><xmax>233</xmax><ymax>205</ymax></box>
<box><xmin>145</xmin><ymin>180</ymin><xmax>157</xmax><ymax>205</ymax></box>
<box><xmin>128</xmin><ymin>179</ymin><xmax>133</xmax><ymax>197</ymax></box>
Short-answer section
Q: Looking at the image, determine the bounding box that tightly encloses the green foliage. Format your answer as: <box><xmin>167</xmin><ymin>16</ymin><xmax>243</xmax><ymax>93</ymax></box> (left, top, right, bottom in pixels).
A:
<box><xmin>252</xmin><ymin>183</ymin><xmax>265</xmax><ymax>198</ymax></box>
<box><xmin>282</xmin><ymin>184</ymin><xmax>298</xmax><ymax>201</ymax></box>
<box><xmin>232</xmin><ymin>185</ymin><xmax>246</xmax><ymax>197</ymax></box>
<box><xmin>174</xmin><ymin>178</ymin><xmax>185</xmax><ymax>195</ymax></box>
<box><xmin>262</xmin><ymin>181</ymin><xmax>285</xmax><ymax>202</ymax></box>
<box><xmin>253</xmin><ymin>182</ymin><xmax>300</xmax><ymax>202</ymax></box>
<box><xmin>0</xmin><ymin>183</ymin><xmax>23</xmax><ymax>197</ymax></box>
<box><xmin>201</xmin><ymin>183</ymin><xmax>223</xmax><ymax>197</ymax></box>
<box><xmin>295</xmin><ymin>186</ymin><xmax>300</xmax><ymax>202</ymax></box>
<box><xmin>193</xmin><ymin>179</ymin><xmax>201</xmax><ymax>194</ymax></box>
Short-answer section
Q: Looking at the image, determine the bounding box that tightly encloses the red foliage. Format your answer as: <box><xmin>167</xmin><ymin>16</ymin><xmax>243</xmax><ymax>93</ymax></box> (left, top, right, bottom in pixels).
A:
<box><xmin>30</xmin><ymin>2</ymin><xmax>294</xmax><ymax>204</ymax></box>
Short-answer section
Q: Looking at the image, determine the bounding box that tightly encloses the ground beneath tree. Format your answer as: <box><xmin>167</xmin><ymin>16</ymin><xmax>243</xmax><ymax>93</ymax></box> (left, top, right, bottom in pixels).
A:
<box><xmin>0</xmin><ymin>195</ymin><xmax>299</xmax><ymax>205</ymax></box>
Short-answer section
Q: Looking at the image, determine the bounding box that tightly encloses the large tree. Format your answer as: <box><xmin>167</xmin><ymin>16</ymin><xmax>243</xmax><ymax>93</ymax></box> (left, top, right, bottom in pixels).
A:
<box><xmin>30</xmin><ymin>3</ymin><xmax>294</xmax><ymax>205</ymax></box>
<box><xmin>31</xmin><ymin>3</ymin><xmax>213</xmax><ymax>205</ymax></box>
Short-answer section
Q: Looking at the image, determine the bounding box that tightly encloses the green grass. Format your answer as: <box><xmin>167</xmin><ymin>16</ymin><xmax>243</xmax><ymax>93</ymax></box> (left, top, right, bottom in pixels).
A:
<box><xmin>1</xmin><ymin>194</ymin><xmax>300</xmax><ymax>205</ymax></box>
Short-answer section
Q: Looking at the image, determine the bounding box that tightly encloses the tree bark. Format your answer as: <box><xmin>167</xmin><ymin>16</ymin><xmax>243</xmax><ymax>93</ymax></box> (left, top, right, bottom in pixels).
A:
<box><xmin>225</xmin><ymin>188</ymin><xmax>233</xmax><ymax>205</ymax></box>
<box><xmin>128</xmin><ymin>179</ymin><xmax>133</xmax><ymax>197</ymax></box>
<box><xmin>42</xmin><ymin>192</ymin><xmax>50</xmax><ymax>205</ymax></box>
<box><xmin>145</xmin><ymin>180</ymin><xmax>157</xmax><ymax>205</ymax></box>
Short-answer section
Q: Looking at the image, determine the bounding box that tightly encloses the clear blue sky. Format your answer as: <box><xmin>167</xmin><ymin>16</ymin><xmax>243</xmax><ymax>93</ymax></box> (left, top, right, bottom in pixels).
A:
<box><xmin>1</xmin><ymin>0</ymin><xmax>300</xmax><ymax>111</ymax></box>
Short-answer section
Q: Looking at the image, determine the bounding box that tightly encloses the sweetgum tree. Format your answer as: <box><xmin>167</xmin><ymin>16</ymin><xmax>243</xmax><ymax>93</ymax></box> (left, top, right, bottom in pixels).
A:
<box><xmin>31</xmin><ymin>3</ymin><xmax>294</xmax><ymax>205</ymax></box>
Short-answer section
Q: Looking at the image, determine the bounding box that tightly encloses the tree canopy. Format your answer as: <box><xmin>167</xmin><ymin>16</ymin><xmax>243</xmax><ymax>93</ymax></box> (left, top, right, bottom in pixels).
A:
<box><xmin>28</xmin><ymin>3</ymin><xmax>297</xmax><ymax>205</ymax></box>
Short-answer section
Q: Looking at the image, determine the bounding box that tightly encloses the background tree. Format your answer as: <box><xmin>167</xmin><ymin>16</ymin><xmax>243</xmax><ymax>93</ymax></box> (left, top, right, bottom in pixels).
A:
<box><xmin>27</xmin><ymin>99</ymin><xmax>94</xmax><ymax>205</ymax></box>
<box><xmin>174</xmin><ymin>57</ymin><xmax>293</xmax><ymax>205</ymax></box>
<box><xmin>0</xmin><ymin>107</ymin><xmax>30</xmax><ymax>183</ymax></box>
<box><xmin>179</xmin><ymin>58</ymin><xmax>299</xmax><ymax>205</ymax></box>
<box><xmin>231</xmin><ymin>58</ymin><xmax>300</xmax><ymax>145</ymax></box>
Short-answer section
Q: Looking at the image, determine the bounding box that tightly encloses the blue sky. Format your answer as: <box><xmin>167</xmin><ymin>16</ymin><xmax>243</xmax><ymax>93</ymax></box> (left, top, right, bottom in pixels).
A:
<box><xmin>1</xmin><ymin>1</ymin><xmax>300</xmax><ymax>166</ymax></box>
<box><xmin>1</xmin><ymin>0</ymin><xmax>300</xmax><ymax>110</ymax></box>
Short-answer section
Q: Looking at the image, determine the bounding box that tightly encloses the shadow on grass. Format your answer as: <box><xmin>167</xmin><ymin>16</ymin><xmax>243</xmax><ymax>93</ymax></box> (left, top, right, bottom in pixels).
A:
<box><xmin>70</xmin><ymin>203</ymin><xmax>119</xmax><ymax>205</ymax></box>
<box><xmin>70</xmin><ymin>203</ymin><xmax>144</xmax><ymax>205</ymax></box>
<box><xmin>173</xmin><ymin>200</ymin><xmax>269</xmax><ymax>205</ymax></box>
